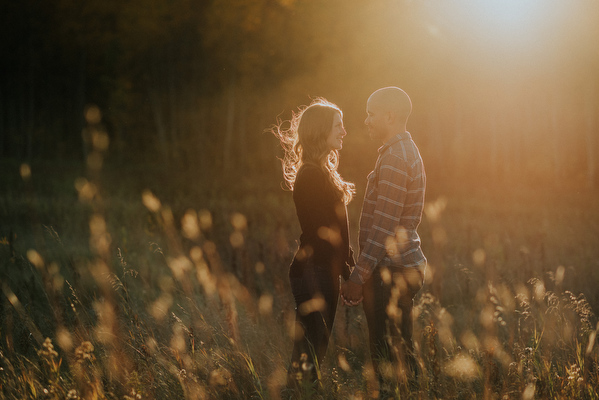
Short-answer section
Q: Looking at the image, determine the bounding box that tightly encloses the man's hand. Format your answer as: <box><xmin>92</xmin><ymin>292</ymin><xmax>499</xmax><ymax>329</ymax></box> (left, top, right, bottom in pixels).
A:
<box><xmin>340</xmin><ymin>279</ymin><xmax>363</xmax><ymax>306</ymax></box>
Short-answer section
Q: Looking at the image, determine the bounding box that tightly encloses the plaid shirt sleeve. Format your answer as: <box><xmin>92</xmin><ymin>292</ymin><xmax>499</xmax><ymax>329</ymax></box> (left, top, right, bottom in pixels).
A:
<box><xmin>350</xmin><ymin>144</ymin><xmax>425</xmax><ymax>284</ymax></box>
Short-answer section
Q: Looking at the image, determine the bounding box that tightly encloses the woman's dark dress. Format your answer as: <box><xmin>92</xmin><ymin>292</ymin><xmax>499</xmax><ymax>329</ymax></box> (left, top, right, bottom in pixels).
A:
<box><xmin>288</xmin><ymin>163</ymin><xmax>354</xmax><ymax>377</ymax></box>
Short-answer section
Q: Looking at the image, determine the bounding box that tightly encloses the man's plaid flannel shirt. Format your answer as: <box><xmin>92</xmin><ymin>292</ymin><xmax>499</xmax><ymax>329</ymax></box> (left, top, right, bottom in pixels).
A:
<box><xmin>350</xmin><ymin>132</ymin><xmax>427</xmax><ymax>284</ymax></box>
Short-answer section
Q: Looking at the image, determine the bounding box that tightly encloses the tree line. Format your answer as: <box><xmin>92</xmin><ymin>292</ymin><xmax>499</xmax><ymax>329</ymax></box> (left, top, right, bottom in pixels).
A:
<box><xmin>1</xmin><ymin>0</ymin><xmax>598</xmax><ymax>188</ymax></box>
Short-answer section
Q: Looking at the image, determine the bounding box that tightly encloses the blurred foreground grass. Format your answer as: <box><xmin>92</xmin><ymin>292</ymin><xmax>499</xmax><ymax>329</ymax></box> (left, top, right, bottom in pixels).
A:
<box><xmin>1</xmin><ymin>158</ymin><xmax>599</xmax><ymax>399</ymax></box>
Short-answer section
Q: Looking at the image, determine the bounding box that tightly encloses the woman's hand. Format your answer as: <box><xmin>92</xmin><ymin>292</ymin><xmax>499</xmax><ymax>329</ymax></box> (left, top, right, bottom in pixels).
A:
<box><xmin>340</xmin><ymin>279</ymin><xmax>363</xmax><ymax>306</ymax></box>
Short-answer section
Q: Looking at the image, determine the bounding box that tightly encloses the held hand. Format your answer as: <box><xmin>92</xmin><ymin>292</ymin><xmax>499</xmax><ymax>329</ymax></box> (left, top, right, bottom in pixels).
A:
<box><xmin>340</xmin><ymin>279</ymin><xmax>363</xmax><ymax>306</ymax></box>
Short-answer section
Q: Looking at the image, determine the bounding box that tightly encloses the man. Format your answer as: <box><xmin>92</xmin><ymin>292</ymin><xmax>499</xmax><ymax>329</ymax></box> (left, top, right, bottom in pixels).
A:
<box><xmin>340</xmin><ymin>86</ymin><xmax>426</xmax><ymax>394</ymax></box>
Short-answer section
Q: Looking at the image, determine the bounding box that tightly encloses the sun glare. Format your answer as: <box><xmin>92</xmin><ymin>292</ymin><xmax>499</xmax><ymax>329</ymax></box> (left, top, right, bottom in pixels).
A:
<box><xmin>465</xmin><ymin>0</ymin><xmax>551</xmax><ymax>45</ymax></box>
<box><xmin>429</xmin><ymin>0</ymin><xmax>564</xmax><ymax>66</ymax></box>
<box><xmin>470</xmin><ymin>0</ymin><xmax>566</xmax><ymax>51</ymax></box>
<box><xmin>478</xmin><ymin>0</ymin><xmax>540</xmax><ymax>31</ymax></box>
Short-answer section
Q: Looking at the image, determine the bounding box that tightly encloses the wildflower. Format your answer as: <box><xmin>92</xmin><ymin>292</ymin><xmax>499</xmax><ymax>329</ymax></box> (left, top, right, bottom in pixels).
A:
<box><xmin>565</xmin><ymin>364</ymin><xmax>584</xmax><ymax>396</ymax></box>
<box><xmin>301</xmin><ymin>361</ymin><xmax>314</xmax><ymax>372</ymax></box>
<box><xmin>38</xmin><ymin>338</ymin><xmax>59</xmax><ymax>359</ymax></box>
<box><xmin>209</xmin><ymin>368</ymin><xmax>231</xmax><ymax>386</ymax></box>
<box><xmin>75</xmin><ymin>341</ymin><xmax>96</xmax><ymax>364</ymax></box>
<box><xmin>67</xmin><ymin>389</ymin><xmax>80</xmax><ymax>399</ymax></box>
<box><xmin>566</xmin><ymin>364</ymin><xmax>583</xmax><ymax>384</ymax></box>
<box><xmin>123</xmin><ymin>388</ymin><xmax>142</xmax><ymax>400</ymax></box>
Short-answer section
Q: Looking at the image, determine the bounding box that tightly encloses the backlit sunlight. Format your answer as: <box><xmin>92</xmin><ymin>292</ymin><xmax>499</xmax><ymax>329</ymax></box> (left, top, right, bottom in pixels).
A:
<box><xmin>475</xmin><ymin>0</ymin><xmax>543</xmax><ymax>32</ymax></box>
<box><xmin>426</xmin><ymin>0</ymin><xmax>563</xmax><ymax>53</ymax></box>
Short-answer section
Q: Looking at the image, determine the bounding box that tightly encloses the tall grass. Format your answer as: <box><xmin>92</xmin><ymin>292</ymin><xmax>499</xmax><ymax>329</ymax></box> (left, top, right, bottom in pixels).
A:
<box><xmin>1</xmin><ymin>149</ymin><xmax>599</xmax><ymax>398</ymax></box>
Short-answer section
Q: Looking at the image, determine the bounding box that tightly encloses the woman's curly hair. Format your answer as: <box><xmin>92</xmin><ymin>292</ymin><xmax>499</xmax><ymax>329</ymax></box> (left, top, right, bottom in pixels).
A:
<box><xmin>272</xmin><ymin>98</ymin><xmax>354</xmax><ymax>205</ymax></box>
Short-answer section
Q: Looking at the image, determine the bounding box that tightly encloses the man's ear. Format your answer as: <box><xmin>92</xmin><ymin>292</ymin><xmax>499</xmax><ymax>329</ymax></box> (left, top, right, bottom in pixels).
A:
<box><xmin>385</xmin><ymin>110</ymin><xmax>396</xmax><ymax>125</ymax></box>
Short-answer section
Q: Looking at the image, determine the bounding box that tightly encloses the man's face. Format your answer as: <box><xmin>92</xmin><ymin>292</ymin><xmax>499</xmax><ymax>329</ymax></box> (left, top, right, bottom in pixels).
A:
<box><xmin>364</xmin><ymin>98</ymin><xmax>387</xmax><ymax>142</ymax></box>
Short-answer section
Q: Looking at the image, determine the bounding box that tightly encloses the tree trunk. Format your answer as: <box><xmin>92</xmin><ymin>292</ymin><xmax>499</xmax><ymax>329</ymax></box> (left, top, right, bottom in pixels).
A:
<box><xmin>26</xmin><ymin>36</ymin><xmax>35</xmax><ymax>160</ymax></box>
<box><xmin>0</xmin><ymin>83</ymin><xmax>5</xmax><ymax>157</ymax></box>
<box><xmin>167</xmin><ymin>44</ymin><xmax>178</xmax><ymax>166</ymax></box>
<box><xmin>78</xmin><ymin>51</ymin><xmax>88</xmax><ymax>161</ymax></box>
<box><xmin>223</xmin><ymin>73</ymin><xmax>236</xmax><ymax>173</ymax></box>
<box><xmin>149</xmin><ymin>88</ymin><xmax>170</xmax><ymax>167</ymax></box>
<box><xmin>195</xmin><ymin>98</ymin><xmax>207</xmax><ymax>176</ymax></box>
<box><xmin>148</xmin><ymin>52</ymin><xmax>170</xmax><ymax>167</ymax></box>
<box><xmin>551</xmin><ymin>94</ymin><xmax>561</xmax><ymax>183</ymax></box>
<box><xmin>489</xmin><ymin>111</ymin><xmax>499</xmax><ymax>179</ymax></box>
<box><xmin>453</xmin><ymin>89</ymin><xmax>464</xmax><ymax>178</ymax></box>
<box><xmin>7</xmin><ymin>98</ymin><xmax>17</xmax><ymax>158</ymax></box>
<box><xmin>585</xmin><ymin>85</ymin><xmax>597</xmax><ymax>189</ymax></box>
<box><xmin>18</xmin><ymin>77</ymin><xmax>26</xmax><ymax>159</ymax></box>
<box><xmin>238</xmin><ymin>96</ymin><xmax>247</xmax><ymax>171</ymax></box>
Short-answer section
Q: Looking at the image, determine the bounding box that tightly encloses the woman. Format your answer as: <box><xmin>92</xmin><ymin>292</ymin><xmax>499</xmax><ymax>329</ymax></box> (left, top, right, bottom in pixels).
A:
<box><xmin>274</xmin><ymin>98</ymin><xmax>355</xmax><ymax>384</ymax></box>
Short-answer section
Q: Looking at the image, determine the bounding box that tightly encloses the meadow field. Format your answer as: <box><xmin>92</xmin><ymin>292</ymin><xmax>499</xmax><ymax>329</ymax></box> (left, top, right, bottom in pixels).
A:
<box><xmin>2</xmin><ymin>0</ymin><xmax>599</xmax><ymax>398</ymax></box>
<box><xmin>1</xmin><ymin>159</ymin><xmax>599</xmax><ymax>400</ymax></box>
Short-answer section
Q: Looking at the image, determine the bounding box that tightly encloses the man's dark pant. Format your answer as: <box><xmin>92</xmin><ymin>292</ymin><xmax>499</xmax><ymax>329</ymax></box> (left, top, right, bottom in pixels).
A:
<box><xmin>362</xmin><ymin>265</ymin><xmax>424</xmax><ymax>391</ymax></box>
<box><xmin>288</xmin><ymin>261</ymin><xmax>339</xmax><ymax>382</ymax></box>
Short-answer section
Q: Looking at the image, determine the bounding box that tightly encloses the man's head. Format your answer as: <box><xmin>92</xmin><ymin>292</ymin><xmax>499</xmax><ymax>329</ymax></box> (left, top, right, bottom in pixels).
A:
<box><xmin>365</xmin><ymin>87</ymin><xmax>412</xmax><ymax>143</ymax></box>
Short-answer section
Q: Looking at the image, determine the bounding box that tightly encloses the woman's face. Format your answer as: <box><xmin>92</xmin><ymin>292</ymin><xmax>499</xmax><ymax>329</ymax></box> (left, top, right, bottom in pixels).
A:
<box><xmin>326</xmin><ymin>112</ymin><xmax>346</xmax><ymax>151</ymax></box>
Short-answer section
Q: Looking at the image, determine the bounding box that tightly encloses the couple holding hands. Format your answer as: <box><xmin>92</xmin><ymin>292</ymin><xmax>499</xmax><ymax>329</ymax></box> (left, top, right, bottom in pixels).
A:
<box><xmin>274</xmin><ymin>86</ymin><xmax>427</xmax><ymax>396</ymax></box>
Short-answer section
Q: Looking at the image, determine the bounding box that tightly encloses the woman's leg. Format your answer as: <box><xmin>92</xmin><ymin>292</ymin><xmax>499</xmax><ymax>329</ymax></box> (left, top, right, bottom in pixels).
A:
<box><xmin>288</xmin><ymin>264</ymin><xmax>339</xmax><ymax>381</ymax></box>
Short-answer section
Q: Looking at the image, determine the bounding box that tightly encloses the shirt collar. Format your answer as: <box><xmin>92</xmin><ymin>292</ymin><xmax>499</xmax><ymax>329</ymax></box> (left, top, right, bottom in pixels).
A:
<box><xmin>378</xmin><ymin>131</ymin><xmax>411</xmax><ymax>154</ymax></box>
